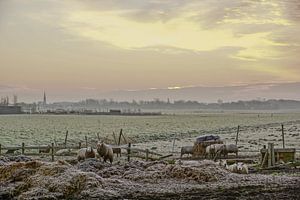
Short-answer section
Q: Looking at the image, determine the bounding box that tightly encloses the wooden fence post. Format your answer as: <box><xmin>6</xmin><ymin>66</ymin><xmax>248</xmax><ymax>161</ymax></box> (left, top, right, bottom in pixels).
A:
<box><xmin>113</xmin><ymin>132</ymin><xmax>117</xmax><ymax>145</ymax></box>
<box><xmin>271</xmin><ymin>143</ymin><xmax>275</xmax><ymax>166</ymax></box>
<box><xmin>64</xmin><ymin>130</ymin><xmax>68</xmax><ymax>147</ymax></box>
<box><xmin>78</xmin><ymin>142</ymin><xmax>82</xmax><ymax>149</ymax></box>
<box><xmin>51</xmin><ymin>143</ymin><xmax>54</xmax><ymax>162</ymax></box>
<box><xmin>267</xmin><ymin>143</ymin><xmax>275</xmax><ymax>168</ymax></box>
<box><xmin>146</xmin><ymin>149</ymin><xmax>149</xmax><ymax>161</ymax></box>
<box><xmin>261</xmin><ymin>151</ymin><xmax>268</xmax><ymax>168</ymax></box>
<box><xmin>118</xmin><ymin>129</ymin><xmax>123</xmax><ymax>145</ymax></box>
<box><xmin>127</xmin><ymin>143</ymin><xmax>131</xmax><ymax>162</ymax></box>
<box><xmin>281</xmin><ymin>124</ymin><xmax>285</xmax><ymax>149</ymax></box>
<box><xmin>235</xmin><ymin>126</ymin><xmax>240</xmax><ymax>146</ymax></box>
<box><xmin>85</xmin><ymin>136</ymin><xmax>88</xmax><ymax>147</ymax></box>
<box><xmin>22</xmin><ymin>142</ymin><xmax>25</xmax><ymax>155</ymax></box>
<box><xmin>172</xmin><ymin>134</ymin><xmax>176</xmax><ymax>153</ymax></box>
<box><xmin>267</xmin><ymin>143</ymin><xmax>271</xmax><ymax>168</ymax></box>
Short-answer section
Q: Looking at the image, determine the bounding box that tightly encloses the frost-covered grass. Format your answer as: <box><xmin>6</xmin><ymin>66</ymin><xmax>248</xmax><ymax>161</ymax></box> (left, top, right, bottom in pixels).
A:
<box><xmin>0</xmin><ymin>112</ymin><xmax>300</xmax><ymax>147</ymax></box>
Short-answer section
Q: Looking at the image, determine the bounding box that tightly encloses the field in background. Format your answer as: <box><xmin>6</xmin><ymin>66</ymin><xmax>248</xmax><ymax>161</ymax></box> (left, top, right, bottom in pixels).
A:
<box><xmin>1</xmin><ymin>112</ymin><xmax>300</xmax><ymax>153</ymax></box>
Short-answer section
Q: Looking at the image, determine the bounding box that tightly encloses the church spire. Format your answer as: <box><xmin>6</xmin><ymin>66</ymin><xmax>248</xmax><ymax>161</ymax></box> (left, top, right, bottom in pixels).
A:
<box><xmin>43</xmin><ymin>91</ymin><xmax>47</xmax><ymax>105</ymax></box>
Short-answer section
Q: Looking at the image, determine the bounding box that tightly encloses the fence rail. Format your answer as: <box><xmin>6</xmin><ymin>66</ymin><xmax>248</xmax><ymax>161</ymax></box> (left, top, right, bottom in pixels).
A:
<box><xmin>0</xmin><ymin>142</ymin><xmax>170</xmax><ymax>162</ymax></box>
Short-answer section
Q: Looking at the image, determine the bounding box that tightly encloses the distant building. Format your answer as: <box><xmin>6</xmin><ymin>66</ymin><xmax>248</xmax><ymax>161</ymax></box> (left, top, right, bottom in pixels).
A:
<box><xmin>0</xmin><ymin>105</ymin><xmax>22</xmax><ymax>114</ymax></box>
<box><xmin>109</xmin><ymin>109</ymin><xmax>121</xmax><ymax>114</ymax></box>
<box><xmin>13</xmin><ymin>95</ymin><xmax>18</xmax><ymax>105</ymax></box>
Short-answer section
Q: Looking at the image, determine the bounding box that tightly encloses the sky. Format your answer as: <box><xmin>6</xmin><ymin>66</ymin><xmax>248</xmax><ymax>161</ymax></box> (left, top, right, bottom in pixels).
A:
<box><xmin>0</xmin><ymin>0</ymin><xmax>300</xmax><ymax>102</ymax></box>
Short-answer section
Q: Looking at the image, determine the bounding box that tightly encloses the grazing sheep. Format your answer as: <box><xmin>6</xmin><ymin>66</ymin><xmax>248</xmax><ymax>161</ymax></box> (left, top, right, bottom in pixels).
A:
<box><xmin>205</xmin><ymin>145</ymin><xmax>214</xmax><ymax>158</ymax></box>
<box><xmin>180</xmin><ymin>146</ymin><xmax>193</xmax><ymax>158</ymax></box>
<box><xmin>77</xmin><ymin>147</ymin><xmax>96</xmax><ymax>161</ymax></box>
<box><xmin>96</xmin><ymin>141</ymin><xmax>114</xmax><ymax>164</ymax></box>
<box><xmin>206</xmin><ymin>144</ymin><xmax>225</xmax><ymax>158</ymax></box>
<box><xmin>112</xmin><ymin>147</ymin><xmax>121</xmax><ymax>157</ymax></box>
<box><xmin>223</xmin><ymin>144</ymin><xmax>238</xmax><ymax>157</ymax></box>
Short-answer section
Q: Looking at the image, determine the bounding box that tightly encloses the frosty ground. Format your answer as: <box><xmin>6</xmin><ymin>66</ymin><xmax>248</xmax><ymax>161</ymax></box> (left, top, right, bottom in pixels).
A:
<box><xmin>0</xmin><ymin>156</ymin><xmax>299</xmax><ymax>200</ymax></box>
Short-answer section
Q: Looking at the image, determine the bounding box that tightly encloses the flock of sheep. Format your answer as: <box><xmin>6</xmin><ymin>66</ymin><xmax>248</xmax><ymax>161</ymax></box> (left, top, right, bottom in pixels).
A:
<box><xmin>76</xmin><ymin>142</ymin><xmax>248</xmax><ymax>175</ymax></box>
<box><xmin>180</xmin><ymin>143</ymin><xmax>249</xmax><ymax>174</ymax></box>
<box><xmin>181</xmin><ymin>144</ymin><xmax>238</xmax><ymax>159</ymax></box>
<box><xmin>77</xmin><ymin>141</ymin><xmax>115</xmax><ymax>164</ymax></box>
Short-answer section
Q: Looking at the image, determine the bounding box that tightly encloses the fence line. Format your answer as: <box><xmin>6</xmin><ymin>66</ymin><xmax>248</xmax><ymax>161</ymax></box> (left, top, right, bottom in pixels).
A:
<box><xmin>0</xmin><ymin>142</ymin><xmax>171</xmax><ymax>162</ymax></box>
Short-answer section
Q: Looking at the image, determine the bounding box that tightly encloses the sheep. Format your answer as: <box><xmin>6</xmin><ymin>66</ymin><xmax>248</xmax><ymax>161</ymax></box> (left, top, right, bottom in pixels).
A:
<box><xmin>55</xmin><ymin>149</ymin><xmax>71</xmax><ymax>156</ymax></box>
<box><xmin>77</xmin><ymin>147</ymin><xmax>96</xmax><ymax>161</ymax></box>
<box><xmin>223</xmin><ymin>144</ymin><xmax>238</xmax><ymax>157</ymax></box>
<box><xmin>237</xmin><ymin>162</ymin><xmax>249</xmax><ymax>174</ymax></box>
<box><xmin>112</xmin><ymin>147</ymin><xmax>121</xmax><ymax>157</ymax></box>
<box><xmin>180</xmin><ymin>146</ymin><xmax>193</xmax><ymax>158</ymax></box>
<box><xmin>96</xmin><ymin>141</ymin><xmax>114</xmax><ymax>164</ymax></box>
<box><xmin>223</xmin><ymin>161</ymin><xmax>249</xmax><ymax>174</ymax></box>
<box><xmin>226</xmin><ymin>163</ymin><xmax>239</xmax><ymax>173</ymax></box>
<box><xmin>205</xmin><ymin>145</ymin><xmax>214</xmax><ymax>158</ymax></box>
<box><xmin>206</xmin><ymin>144</ymin><xmax>225</xmax><ymax>158</ymax></box>
<box><xmin>77</xmin><ymin>148</ymin><xmax>87</xmax><ymax>161</ymax></box>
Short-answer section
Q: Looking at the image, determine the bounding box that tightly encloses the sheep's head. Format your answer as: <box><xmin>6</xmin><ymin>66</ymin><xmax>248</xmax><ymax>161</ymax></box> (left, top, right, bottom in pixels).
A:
<box><xmin>97</xmin><ymin>141</ymin><xmax>105</xmax><ymax>150</ymax></box>
<box><xmin>236</xmin><ymin>162</ymin><xmax>244</xmax><ymax>171</ymax></box>
<box><xmin>86</xmin><ymin>147</ymin><xmax>93</xmax><ymax>152</ymax></box>
<box><xmin>97</xmin><ymin>141</ymin><xmax>102</xmax><ymax>147</ymax></box>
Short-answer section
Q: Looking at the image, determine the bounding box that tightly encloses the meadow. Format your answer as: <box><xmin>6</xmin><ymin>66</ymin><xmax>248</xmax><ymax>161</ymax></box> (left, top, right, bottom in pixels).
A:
<box><xmin>1</xmin><ymin>112</ymin><xmax>300</xmax><ymax>149</ymax></box>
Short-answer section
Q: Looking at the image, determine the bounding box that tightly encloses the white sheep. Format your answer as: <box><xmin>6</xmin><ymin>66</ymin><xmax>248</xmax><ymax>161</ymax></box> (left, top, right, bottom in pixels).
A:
<box><xmin>226</xmin><ymin>163</ymin><xmax>238</xmax><ymax>173</ymax></box>
<box><xmin>77</xmin><ymin>147</ymin><xmax>96</xmax><ymax>161</ymax></box>
<box><xmin>224</xmin><ymin>161</ymin><xmax>249</xmax><ymax>174</ymax></box>
<box><xmin>206</xmin><ymin>144</ymin><xmax>225</xmax><ymax>158</ymax></box>
<box><xmin>55</xmin><ymin>149</ymin><xmax>71</xmax><ymax>156</ymax></box>
<box><xmin>77</xmin><ymin>148</ymin><xmax>87</xmax><ymax>161</ymax></box>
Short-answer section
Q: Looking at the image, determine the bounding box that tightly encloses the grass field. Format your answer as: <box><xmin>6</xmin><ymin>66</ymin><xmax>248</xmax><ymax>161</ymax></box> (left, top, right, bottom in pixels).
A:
<box><xmin>1</xmin><ymin>112</ymin><xmax>300</xmax><ymax>149</ymax></box>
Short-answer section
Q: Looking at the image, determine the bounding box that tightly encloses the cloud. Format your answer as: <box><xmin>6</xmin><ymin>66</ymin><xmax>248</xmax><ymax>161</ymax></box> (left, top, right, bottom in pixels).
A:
<box><xmin>17</xmin><ymin>0</ymin><xmax>298</xmax><ymax>63</ymax></box>
<box><xmin>1</xmin><ymin>0</ymin><xmax>299</xmax><ymax>96</ymax></box>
